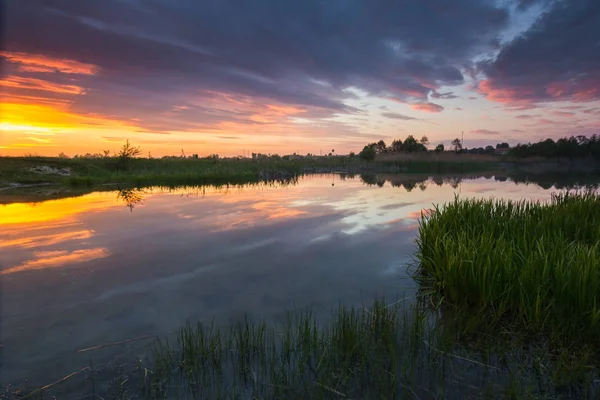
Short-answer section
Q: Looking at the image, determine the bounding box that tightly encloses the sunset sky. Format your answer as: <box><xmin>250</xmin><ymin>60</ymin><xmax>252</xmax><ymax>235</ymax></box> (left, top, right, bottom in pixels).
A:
<box><xmin>1</xmin><ymin>0</ymin><xmax>599</xmax><ymax>157</ymax></box>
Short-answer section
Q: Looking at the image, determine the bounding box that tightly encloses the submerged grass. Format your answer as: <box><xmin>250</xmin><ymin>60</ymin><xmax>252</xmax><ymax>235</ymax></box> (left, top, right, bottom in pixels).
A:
<box><xmin>139</xmin><ymin>300</ymin><xmax>597</xmax><ymax>399</ymax></box>
<box><xmin>415</xmin><ymin>191</ymin><xmax>600</xmax><ymax>351</ymax></box>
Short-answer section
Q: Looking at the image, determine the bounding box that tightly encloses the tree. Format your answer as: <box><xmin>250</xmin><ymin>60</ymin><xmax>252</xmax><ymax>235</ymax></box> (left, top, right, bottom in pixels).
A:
<box><xmin>484</xmin><ymin>145</ymin><xmax>495</xmax><ymax>154</ymax></box>
<box><xmin>434</xmin><ymin>144</ymin><xmax>444</xmax><ymax>153</ymax></box>
<box><xmin>420</xmin><ymin>136</ymin><xmax>429</xmax><ymax>147</ymax></box>
<box><xmin>375</xmin><ymin>140</ymin><xmax>387</xmax><ymax>155</ymax></box>
<box><xmin>451</xmin><ymin>138</ymin><xmax>463</xmax><ymax>153</ymax></box>
<box><xmin>349</xmin><ymin>151</ymin><xmax>356</xmax><ymax>158</ymax></box>
<box><xmin>390</xmin><ymin>139</ymin><xmax>403</xmax><ymax>153</ymax></box>
<box><xmin>496</xmin><ymin>142</ymin><xmax>509</xmax><ymax>149</ymax></box>
<box><xmin>117</xmin><ymin>140</ymin><xmax>142</xmax><ymax>170</ymax></box>
<box><xmin>359</xmin><ymin>144</ymin><xmax>376</xmax><ymax>161</ymax></box>
<box><xmin>403</xmin><ymin>135</ymin><xmax>418</xmax><ymax>153</ymax></box>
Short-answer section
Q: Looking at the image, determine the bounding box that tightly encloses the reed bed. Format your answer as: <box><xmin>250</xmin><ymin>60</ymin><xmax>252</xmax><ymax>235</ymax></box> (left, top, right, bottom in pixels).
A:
<box><xmin>415</xmin><ymin>192</ymin><xmax>600</xmax><ymax>349</ymax></box>
<box><xmin>139</xmin><ymin>300</ymin><xmax>597</xmax><ymax>399</ymax></box>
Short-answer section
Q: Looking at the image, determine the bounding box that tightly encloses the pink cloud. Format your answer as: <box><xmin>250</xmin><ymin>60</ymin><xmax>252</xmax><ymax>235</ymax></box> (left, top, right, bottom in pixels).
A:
<box><xmin>515</xmin><ymin>114</ymin><xmax>537</xmax><ymax>119</ymax></box>
<box><xmin>551</xmin><ymin>110</ymin><xmax>575</xmax><ymax>118</ymax></box>
<box><xmin>410</xmin><ymin>102</ymin><xmax>444</xmax><ymax>113</ymax></box>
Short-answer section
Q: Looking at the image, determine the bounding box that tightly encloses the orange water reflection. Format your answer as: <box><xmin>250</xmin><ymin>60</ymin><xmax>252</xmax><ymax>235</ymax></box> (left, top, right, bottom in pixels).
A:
<box><xmin>1</xmin><ymin>248</ymin><xmax>110</xmax><ymax>275</ymax></box>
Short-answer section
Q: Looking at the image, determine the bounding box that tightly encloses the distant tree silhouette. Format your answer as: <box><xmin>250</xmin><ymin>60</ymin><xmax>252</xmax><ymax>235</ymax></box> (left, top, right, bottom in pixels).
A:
<box><xmin>434</xmin><ymin>144</ymin><xmax>444</xmax><ymax>153</ymax></box>
<box><xmin>451</xmin><ymin>138</ymin><xmax>462</xmax><ymax>153</ymax></box>
<box><xmin>390</xmin><ymin>139</ymin><xmax>403</xmax><ymax>152</ymax></box>
<box><xmin>359</xmin><ymin>144</ymin><xmax>376</xmax><ymax>161</ymax></box>
<box><xmin>510</xmin><ymin>135</ymin><xmax>600</xmax><ymax>160</ymax></box>
<box><xmin>375</xmin><ymin>140</ymin><xmax>387</xmax><ymax>154</ymax></box>
<box><xmin>117</xmin><ymin>140</ymin><xmax>142</xmax><ymax>170</ymax></box>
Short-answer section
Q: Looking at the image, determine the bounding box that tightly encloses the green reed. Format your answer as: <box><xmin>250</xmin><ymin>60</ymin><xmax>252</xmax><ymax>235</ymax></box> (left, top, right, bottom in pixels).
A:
<box><xmin>415</xmin><ymin>191</ymin><xmax>600</xmax><ymax>349</ymax></box>
<box><xmin>138</xmin><ymin>299</ymin><xmax>597</xmax><ymax>399</ymax></box>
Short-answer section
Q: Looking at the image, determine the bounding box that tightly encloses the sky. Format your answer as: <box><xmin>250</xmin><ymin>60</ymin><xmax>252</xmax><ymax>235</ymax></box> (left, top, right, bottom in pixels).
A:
<box><xmin>1</xmin><ymin>0</ymin><xmax>599</xmax><ymax>157</ymax></box>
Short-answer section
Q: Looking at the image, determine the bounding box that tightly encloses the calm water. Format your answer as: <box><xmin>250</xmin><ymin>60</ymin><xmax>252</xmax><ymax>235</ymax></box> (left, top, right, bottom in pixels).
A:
<box><xmin>0</xmin><ymin>174</ymin><xmax>595</xmax><ymax>387</ymax></box>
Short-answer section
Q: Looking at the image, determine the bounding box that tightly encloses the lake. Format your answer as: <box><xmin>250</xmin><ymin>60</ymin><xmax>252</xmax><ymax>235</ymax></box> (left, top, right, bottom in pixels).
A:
<box><xmin>0</xmin><ymin>173</ymin><xmax>596</xmax><ymax>390</ymax></box>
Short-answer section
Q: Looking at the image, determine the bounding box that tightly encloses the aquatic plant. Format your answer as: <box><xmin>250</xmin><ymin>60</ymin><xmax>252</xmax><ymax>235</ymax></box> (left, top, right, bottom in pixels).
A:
<box><xmin>141</xmin><ymin>299</ymin><xmax>597</xmax><ymax>399</ymax></box>
<box><xmin>415</xmin><ymin>191</ymin><xmax>600</xmax><ymax>349</ymax></box>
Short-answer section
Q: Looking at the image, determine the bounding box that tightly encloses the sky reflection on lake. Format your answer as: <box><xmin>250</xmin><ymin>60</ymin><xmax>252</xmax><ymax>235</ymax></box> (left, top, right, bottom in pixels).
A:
<box><xmin>0</xmin><ymin>173</ymin><xmax>595</xmax><ymax>386</ymax></box>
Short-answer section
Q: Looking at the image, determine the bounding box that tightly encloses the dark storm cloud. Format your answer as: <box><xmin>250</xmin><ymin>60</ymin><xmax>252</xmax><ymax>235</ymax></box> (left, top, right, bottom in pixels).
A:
<box><xmin>478</xmin><ymin>0</ymin><xmax>600</xmax><ymax>104</ymax></box>
<box><xmin>5</xmin><ymin>0</ymin><xmax>509</xmax><ymax>130</ymax></box>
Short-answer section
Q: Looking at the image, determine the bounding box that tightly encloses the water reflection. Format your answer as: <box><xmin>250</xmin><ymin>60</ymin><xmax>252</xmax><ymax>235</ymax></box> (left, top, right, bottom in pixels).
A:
<box><xmin>105</xmin><ymin>172</ymin><xmax>600</xmax><ymax>213</ymax></box>
<box><xmin>1</xmin><ymin>248</ymin><xmax>110</xmax><ymax>275</ymax></box>
<box><xmin>116</xmin><ymin>187</ymin><xmax>145</xmax><ymax>211</ymax></box>
<box><xmin>358</xmin><ymin>172</ymin><xmax>600</xmax><ymax>191</ymax></box>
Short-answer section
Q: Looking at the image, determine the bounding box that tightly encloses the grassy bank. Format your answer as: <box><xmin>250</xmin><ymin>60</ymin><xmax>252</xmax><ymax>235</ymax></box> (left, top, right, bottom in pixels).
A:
<box><xmin>0</xmin><ymin>154</ymin><xmax>502</xmax><ymax>190</ymax></box>
<box><xmin>416</xmin><ymin>192</ymin><xmax>600</xmax><ymax>352</ymax></box>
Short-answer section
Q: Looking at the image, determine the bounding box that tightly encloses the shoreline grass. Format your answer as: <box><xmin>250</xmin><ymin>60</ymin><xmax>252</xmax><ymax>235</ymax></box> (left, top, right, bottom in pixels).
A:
<box><xmin>415</xmin><ymin>192</ymin><xmax>600</xmax><ymax>353</ymax></box>
<box><xmin>0</xmin><ymin>154</ymin><xmax>504</xmax><ymax>189</ymax></box>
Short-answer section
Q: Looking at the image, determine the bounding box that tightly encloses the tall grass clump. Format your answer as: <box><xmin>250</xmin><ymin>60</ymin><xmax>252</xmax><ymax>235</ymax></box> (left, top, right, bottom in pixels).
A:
<box><xmin>140</xmin><ymin>300</ymin><xmax>597</xmax><ymax>399</ymax></box>
<box><xmin>415</xmin><ymin>191</ymin><xmax>600</xmax><ymax>349</ymax></box>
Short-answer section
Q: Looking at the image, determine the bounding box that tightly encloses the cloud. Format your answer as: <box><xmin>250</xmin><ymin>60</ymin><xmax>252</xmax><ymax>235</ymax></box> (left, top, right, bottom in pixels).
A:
<box><xmin>0</xmin><ymin>76</ymin><xmax>84</xmax><ymax>94</ymax></box>
<box><xmin>430</xmin><ymin>91</ymin><xmax>458</xmax><ymax>99</ymax></box>
<box><xmin>551</xmin><ymin>110</ymin><xmax>575</xmax><ymax>118</ymax></box>
<box><xmin>218</xmin><ymin>136</ymin><xmax>241</xmax><ymax>140</ymax></box>
<box><xmin>471</xmin><ymin>129</ymin><xmax>499</xmax><ymax>135</ymax></box>
<box><xmin>537</xmin><ymin>118</ymin><xmax>557</xmax><ymax>125</ymax></box>
<box><xmin>583</xmin><ymin>108</ymin><xmax>600</xmax><ymax>115</ymax></box>
<box><xmin>381</xmin><ymin>112</ymin><xmax>419</xmax><ymax>120</ymax></box>
<box><xmin>477</xmin><ymin>0</ymin><xmax>600</xmax><ymax>106</ymax></box>
<box><xmin>410</xmin><ymin>102</ymin><xmax>445</xmax><ymax>113</ymax></box>
<box><xmin>1</xmin><ymin>51</ymin><xmax>99</xmax><ymax>75</ymax></box>
<box><xmin>515</xmin><ymin>114</ymin><xmax>537</xmax><ymax>119</ymax></box>
<box><xmin>455</xmin><ymin>107</ymin><xmax>463</xmax><ymax>111</ymax></box>
<box><xmin>4</xmin><ymin>0</ymin><xmax>508</xmax><ymax>134</ymax></box>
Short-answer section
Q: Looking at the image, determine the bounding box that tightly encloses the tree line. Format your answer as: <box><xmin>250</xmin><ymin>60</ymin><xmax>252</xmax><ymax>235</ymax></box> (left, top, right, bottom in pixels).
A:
<box><xmin>510</xmin><ymin>134</ymin><xmax>600</xmax><ymax>160</ymax></box>
<box><xmin>359</xmin><ymin>135</ymin><xmax>433</xmax><ymax>160</ymax></box>
<box><xmin>358</xmin><ymin>135</ymin><xmax>510</xmax><ymax>160</ymax></box>
<box><xmin>358</xmin><ymin>133</ymin><xmax>600</xmax><ymax>161</ymax></box>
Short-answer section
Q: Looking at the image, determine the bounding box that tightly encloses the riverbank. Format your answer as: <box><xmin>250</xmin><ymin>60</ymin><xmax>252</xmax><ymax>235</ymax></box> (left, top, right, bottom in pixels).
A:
<box><xmin>4</xmin><ymin>153</ymin><xmax>600</xmax><ymax>204</ymax></box>
<box><xmin>0</xmin><ymin>154</ymin><xmax>504</xmax><ymax>189</ymax></box>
